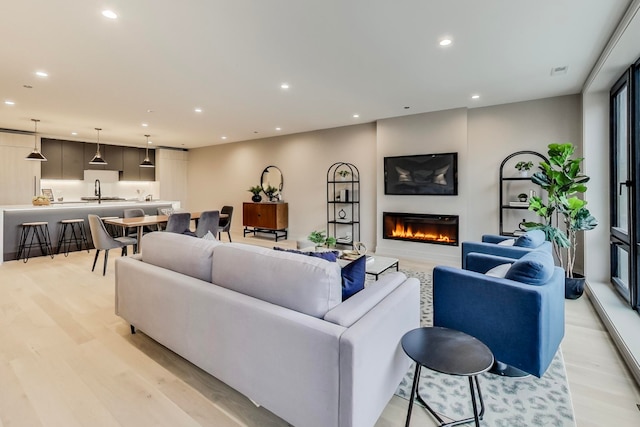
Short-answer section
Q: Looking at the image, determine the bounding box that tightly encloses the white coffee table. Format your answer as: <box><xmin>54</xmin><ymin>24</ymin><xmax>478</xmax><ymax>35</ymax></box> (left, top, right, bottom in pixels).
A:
<box><xmin>364</xmin><ymin>255</ymin><xmax>400</xmax><ymax>279</ymax></box>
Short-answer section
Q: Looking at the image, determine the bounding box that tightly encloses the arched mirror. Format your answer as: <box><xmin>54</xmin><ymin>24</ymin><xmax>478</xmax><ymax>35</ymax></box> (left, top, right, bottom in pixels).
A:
<box><xmin>261</xmin><ymin>165</ymin><xmax>283</xmax><ymax>201</ymax></box>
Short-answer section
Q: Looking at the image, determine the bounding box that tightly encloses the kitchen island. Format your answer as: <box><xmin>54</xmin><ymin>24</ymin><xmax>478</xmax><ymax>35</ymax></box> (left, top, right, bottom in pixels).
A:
<box><xmin>0</xmin><ymin>200</ymin><xmax>177</xmax><ymax>263</ymax></box>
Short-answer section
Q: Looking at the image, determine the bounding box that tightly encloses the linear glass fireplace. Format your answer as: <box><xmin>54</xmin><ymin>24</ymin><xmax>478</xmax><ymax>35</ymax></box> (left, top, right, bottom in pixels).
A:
<box><xmin>383</xmin><ymin>212</ymin><xmax>459</xmax><ymax>246</ymax></box>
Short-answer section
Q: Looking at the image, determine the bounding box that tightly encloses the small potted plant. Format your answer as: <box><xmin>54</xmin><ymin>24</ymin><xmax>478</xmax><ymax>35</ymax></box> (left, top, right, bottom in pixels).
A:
<box><xmin>337</xmin><ymin>170</ymin><xmax>351</xmax><ymax>180</ymax></box>
<box><xmin>248</xmin><ymin>185</ymin><xmax>263</xmax><ymax>202</ymax></box>
<box><xmin>308</xmin><ymin>230</ymin><xmax>337</xmax><ymax>249</ymax></box>
<box><xmin>515</xmin><ymin>161</ymin><xmax>534</xmax><ymax>177</ymax></box>
<box><xmin>264</xmin><ymin>185</ymin><xmax>279</xmax><ymax>202</ymax></box>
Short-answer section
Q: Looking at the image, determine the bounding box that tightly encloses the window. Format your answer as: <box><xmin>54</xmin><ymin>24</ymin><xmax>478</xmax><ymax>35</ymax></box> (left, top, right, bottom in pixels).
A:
<box><xmin>609</xmin><ymin>58</ymin><xmax>640</xmax><ymax>311</ymax></box>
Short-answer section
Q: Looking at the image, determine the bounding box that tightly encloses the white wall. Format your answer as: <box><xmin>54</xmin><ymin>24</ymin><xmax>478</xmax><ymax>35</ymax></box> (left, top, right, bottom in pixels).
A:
<box><xmin>375</xmin><ymin>108</ymin><xmax>468</xmax><ymax>264</ymax></box>
<box><xmin>157</xmin><ymin>148</ymin><xmax>189</xmax><ymax>208</ymax></box>
<box><xmin>372</xmin><ymin>96</ymin><xmax>581</xmax><ymax>265</ymax></box>
<box><xmin>185</xmin><ymin>95</ymin><xmax>581</xmax><ymax>265</ymax></box>
<box><xmin>583</xmin><ymin>91</ymin><xmax>610</xmax><ymax>283</ymax></box>
<box><xmin>0</xmin><ymin>132</ymin><xmax>40</xmax><ymax>205</ymax></box>
<box><xmin>468</xmin><ymin>95</ymin><xmax>581</xmax><ymax>236</ymax></box>
<box><xmin>187</xmin><ymin>124</ymin><xmax>377</xmax><ymax>247</ymax></box>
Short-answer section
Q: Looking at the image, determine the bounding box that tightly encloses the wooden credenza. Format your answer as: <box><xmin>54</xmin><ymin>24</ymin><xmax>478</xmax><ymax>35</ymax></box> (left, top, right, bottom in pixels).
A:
<box><xmin>242</xmin><ymin>202</ymin><xmax>288</xmax><ymax>241</ymax></box>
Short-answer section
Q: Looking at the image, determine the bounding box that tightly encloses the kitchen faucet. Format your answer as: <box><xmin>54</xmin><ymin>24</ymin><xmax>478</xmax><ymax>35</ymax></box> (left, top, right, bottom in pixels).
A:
<box><xmin>94</xmin><ymin>179</ymin><xmax>101</xmax><ymax>204</ymax></box>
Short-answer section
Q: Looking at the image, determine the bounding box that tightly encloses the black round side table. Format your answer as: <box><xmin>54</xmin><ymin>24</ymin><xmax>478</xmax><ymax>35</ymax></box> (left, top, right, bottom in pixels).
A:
<box><xmin>401</xmin><ymin>326</ymin><xmax>494</xmax><ymax>427</ymax></box>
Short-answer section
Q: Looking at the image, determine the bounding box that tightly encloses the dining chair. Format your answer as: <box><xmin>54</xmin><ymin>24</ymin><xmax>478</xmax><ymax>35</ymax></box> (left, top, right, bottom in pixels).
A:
<box><xmin>124</xmin><ymin>208</ymin><xmax>156</xmax><ymax>234</ymax></box>
<box><xmin>218</xmin><ymin>205</ymin><xmax>234</xmax><ymax>242</ymax></box>
<box><xmin>87</xmin><ymin>214</ymin><xmax>137</xmax><ymax>276</ymax></box>
<box><xmin>195</xmin><ymin>210</ymin><xmax>220</xmax><ymax>238</ymax></box>
<box><xmin>165</xmin><ymin>212</ymin><xmax>194</xmax><ymax>235</ymax></box>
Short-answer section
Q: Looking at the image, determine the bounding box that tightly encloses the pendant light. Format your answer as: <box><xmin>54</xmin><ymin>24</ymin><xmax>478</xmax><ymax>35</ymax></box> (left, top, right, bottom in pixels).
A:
<box><xmin>139</xmin><ymin>134</ymin><xmax>154</xmax><ymax>168</ymax></box>
<box><xmin>25</xmin><ymin>119</ymin><xmax>47</xmax><ymax>161</ymax></box>
<box><xmin>89</xmin><ymin>127</ymin><xmax>107</xmax><ymax>165</ymax></box>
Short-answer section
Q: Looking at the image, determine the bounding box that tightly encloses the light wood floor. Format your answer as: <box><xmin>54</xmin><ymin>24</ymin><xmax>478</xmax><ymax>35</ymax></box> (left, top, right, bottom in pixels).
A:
<box><xmin>1</xmin><ymin>235</ymin><xmax>639</xmax><ymax>426</ymax></box>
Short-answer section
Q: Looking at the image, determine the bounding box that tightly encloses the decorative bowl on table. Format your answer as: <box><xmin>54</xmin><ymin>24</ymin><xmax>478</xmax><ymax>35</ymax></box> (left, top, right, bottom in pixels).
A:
<box><xmin>32</xmin><ymin>196</ymin><xmax>50</xmax><ymax>206</ymax></box>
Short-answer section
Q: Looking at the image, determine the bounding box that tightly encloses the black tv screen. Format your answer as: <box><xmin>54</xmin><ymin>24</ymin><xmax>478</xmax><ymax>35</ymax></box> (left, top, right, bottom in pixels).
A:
<box><xmin>384</xmin><ymin>153</ymin><xmax>458</xmax><ymax>195</ymax></box>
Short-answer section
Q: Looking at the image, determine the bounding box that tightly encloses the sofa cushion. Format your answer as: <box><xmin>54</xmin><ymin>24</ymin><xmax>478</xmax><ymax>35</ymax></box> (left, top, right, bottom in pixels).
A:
<box><xmin>505</xmin><ymin>250</ymin><xmax>555</xmax><ymax>285</ymax></box>
<box><xmin>274</xmin><ymin>247</ymin><xmax>366</xmax><ymax>300</ymax></box>
<box><xmin>211</xmin><ymin>243</ymin><xmax>342</xmax><ymax>318</ymax></box>
<box><xmin>141</xmin><ymin>232</ymin><xmax>222</xmax><ymax>282</ymax></box>
<box><xmin>514</xmin><ymin>230</ymin><xmax>546</xmax><ymax>248</ymax></box>
<box><xmin>497</xmin><ymin>239</ymin><xmax>515</xmax><ymax>246</ymax></box>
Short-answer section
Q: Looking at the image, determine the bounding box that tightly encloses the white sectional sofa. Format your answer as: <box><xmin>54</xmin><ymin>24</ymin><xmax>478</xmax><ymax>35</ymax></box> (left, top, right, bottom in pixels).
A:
<box><xmin>115</xmin><ymin>232</ymin><xmax>420</xmax><ymax>427</ymax></box>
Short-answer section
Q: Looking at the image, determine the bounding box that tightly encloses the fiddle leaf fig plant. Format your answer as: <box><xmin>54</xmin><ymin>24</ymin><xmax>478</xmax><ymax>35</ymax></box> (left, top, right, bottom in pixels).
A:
<box><xmin>523</xmin><ymin>143</ymin><xmax>598</xmax><ymax>278</ymax></box>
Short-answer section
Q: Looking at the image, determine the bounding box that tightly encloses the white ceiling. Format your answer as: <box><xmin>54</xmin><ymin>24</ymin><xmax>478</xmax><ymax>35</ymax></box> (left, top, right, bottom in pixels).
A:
<box><xmin>0</xmin><ymin>0</ymin><xmax>632</xmax><ymax>149</ymax></box>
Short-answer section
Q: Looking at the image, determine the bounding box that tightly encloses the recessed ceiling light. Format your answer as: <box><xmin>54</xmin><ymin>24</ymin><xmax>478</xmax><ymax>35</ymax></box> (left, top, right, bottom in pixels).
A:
<box><xmin>352</xmin><ymin>114</ymin><xmax>360</xmax><ymax>118</ymax></box>
<box><xmin>4</xmin><ymin>100</ymin><xmax>15</xmax><ymax>105</ymax></box>
<box><xmin>147</xmin><ymin>109</ymin><xmax>154</xmax><ymax>113</ymax></box>
<box><xmin>35</xmin><ymin>71</ymin><xmax>48</xmax><ymax>77</ymax></box>
<box><xmin>102</xmin><ymin>10</ymin><xmax>118</xmax><ymax>19</ymax></box>
<box><xmin>194</xmin><ymin>108</ymin><xmax>202</xmax><ymax>113</ymax></box>
<box><xmin>439</xmin><ymin>38</ymin><xmax>452</xmax><ymax>46</ymax></box>
<box><xmin>141</xmin><ymin>123</ymin><xmax>148</xmax><ymax>127</ymax></box>
<box><xmin>71</xmin><ymin>132</ymin><xmax>78</xmax><ymax>136</ymax></box>
<box><xmin>148</xmin><ymin>140</ymin><xmax>153</xmax><ymax>144</ymax></box>
<box><xmin>221</xmin><ymin>136</ymin><xmax>227</xmax><ymax>140</ymax></box>
<box><xmin>280</xmin><ymin>83</ymin><xmax>290</xmax><ymax>89</ymax></box>
<box><xmin>275</xmin><ymin>127</ymin><xmax>281</xmax><ymax>131</ymax></box>
<box><xmin>471</xmin><ymin>94</ymin><xmax>480</xmax><ymax>99</ymax></box>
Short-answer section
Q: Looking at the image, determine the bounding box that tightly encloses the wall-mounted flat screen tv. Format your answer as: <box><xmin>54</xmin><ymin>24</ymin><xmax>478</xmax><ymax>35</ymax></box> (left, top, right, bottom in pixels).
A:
<box><xmin>384</xmin><ymin>152</ymin><xmax>458</xmax><ymax>195</ymax></box>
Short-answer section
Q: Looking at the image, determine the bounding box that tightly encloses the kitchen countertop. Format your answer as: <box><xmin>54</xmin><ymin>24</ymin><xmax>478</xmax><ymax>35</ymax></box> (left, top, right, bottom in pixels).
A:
<box><xmin>1</xmin><ymin>200</ymin><xmax>179</xmax><ymax>264</ymax></box>
<box><xmin>0</xmin><ymin>200</ymin><xmax>175</xmax><ymax>211</ymax></box>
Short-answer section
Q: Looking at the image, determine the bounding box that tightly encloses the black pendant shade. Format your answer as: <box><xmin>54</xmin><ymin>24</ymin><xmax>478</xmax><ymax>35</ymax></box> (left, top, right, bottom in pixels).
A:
<box><xmin>89</xmin><ymin>127</ymin><xmax>108</xmax><ymax>165</ymax></box>
<box><xmin>25</xmin><ymin>119</ymin><xmax>47</xmax><ymax>161</ymax></box>
<box><xmin>139</xmin><ymin>134</ymin><xmax>154</xmax><ymax>168</ymax></box>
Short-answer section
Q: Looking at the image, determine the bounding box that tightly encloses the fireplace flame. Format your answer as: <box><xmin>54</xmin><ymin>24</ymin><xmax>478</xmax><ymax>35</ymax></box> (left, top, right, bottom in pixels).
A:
<box><xmin>391</xmin><ymin>224</ymin><xmax>452</xmax><ymax>242</ymax></box>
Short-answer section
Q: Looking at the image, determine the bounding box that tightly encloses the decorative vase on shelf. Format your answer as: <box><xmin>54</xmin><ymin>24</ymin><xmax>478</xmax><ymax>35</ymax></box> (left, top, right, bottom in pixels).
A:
<box><xmin>520</xmin><ymin>171</ymin><xmax>529</xmax><ymax>177</ymax></box>
<box><xmin>252</xmin><ymin>194</ymin><xmax>262</xmax><ymax>202</ymax></box>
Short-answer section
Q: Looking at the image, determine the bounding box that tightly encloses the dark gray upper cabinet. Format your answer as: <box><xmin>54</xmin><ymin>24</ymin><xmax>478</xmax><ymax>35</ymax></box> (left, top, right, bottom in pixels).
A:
<box><xmin>107</xmin><ymin>145</ymin><xmax>124</xmax><ymax>171</ymax></box>
<box><xmin>41</xmin><ymin>139</ymin><xmax>62</xmax><ymax>179</ymax></box>
<box><xmin>61</xmin><ymin>140</ymin><xmax>84</xmax><ymax>180</ymax></box>
<box><xmin>41</xmin><ymin>139</ymin><xmax>155</xmax><ymax>181</ymax></box>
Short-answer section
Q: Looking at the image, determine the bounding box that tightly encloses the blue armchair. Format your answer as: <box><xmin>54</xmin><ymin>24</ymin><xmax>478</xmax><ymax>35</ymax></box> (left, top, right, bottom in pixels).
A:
<box><xmin>433</xmin><ymin>250</ymin><xmax>565</xmax><ymax>377</ymax></box>
<box><xmin>461</xmin><ymin>230</ymin><xmax>552</xmax><ymax>269</ymax></box>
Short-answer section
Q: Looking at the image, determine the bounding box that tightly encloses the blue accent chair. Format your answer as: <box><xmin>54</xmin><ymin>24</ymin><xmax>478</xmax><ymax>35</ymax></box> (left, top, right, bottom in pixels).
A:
<box><xmin>433</xmin><ymin>250</ymin><xmax>565</xmax><ymax>378</ymax></box>
<box><xmin>461</xmin><ymin>230</ymin><xmax>552</xmax><ymax>269</ymax></box>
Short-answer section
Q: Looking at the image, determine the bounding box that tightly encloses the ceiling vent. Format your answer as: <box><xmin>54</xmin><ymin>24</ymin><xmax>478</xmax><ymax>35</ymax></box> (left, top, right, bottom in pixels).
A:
<box><xmin>550</xmin><ymin>66</ymin><xmax>568</xmax><ymax>76</ymax></box>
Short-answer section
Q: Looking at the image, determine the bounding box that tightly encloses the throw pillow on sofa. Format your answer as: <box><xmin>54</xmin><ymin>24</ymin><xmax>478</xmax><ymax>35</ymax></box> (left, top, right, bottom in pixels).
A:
<box><xmin>504</xmin><ymin>250</ymin><xmax>555</xmax><ymax>285</ymax></box>
<box><xmin>341</xmin><ymin>255</ymin><xmax>366</xmax><ymax>300</ymax></box>
<box><xmin>273</xmin><ymin>247</ymin><xmax>366</xmax><ymax>300</ymax></box>
<box><xmin>514</xmin><ymin>229</ymin><xmax>546</xmax><ymax>248</ymax></box>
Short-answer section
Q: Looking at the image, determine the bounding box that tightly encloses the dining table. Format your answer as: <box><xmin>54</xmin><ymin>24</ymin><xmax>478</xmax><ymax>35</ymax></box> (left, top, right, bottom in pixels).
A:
<box><xmin>103</xmin><ymin>212</ymin><xmax>228</xmax><ymax>251</ymax></box>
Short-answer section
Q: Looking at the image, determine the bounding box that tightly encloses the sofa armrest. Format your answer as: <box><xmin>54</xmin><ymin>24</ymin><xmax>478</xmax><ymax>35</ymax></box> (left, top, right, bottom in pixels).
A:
<box><xmin>481</xmin><ymin>234</ymin><xmax>512</xmax><ymax>244</ymax></box>
<box><xmin>465</xmin><ymin>253</ymin><xmax>516</xmax><ymax>274</ymax></box>
<box><xmin>462</xmin><ymin>241</ymin><xmax>533</xmax><ymax>268</ymax></box>
<box><xmin>338</xmin><ymin>277</ymin><xmax>420</xmax><ymax>427</ymax></box>
<box><xmin>324</xmin><ymin>272</ymin><xmax>408</xmax><ymax>327</ymax></box>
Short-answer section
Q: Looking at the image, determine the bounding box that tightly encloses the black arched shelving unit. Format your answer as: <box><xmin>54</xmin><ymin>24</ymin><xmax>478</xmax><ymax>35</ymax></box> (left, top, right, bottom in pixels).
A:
<box><xmin>499</xmin><ymin>150</ymin><xmax>548</xmax><ymax>236</ymax></box>
<box><xmin>327</xmin><ymin>162</ymin><xmax>360</xmax><ymax>248</ymax></box>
